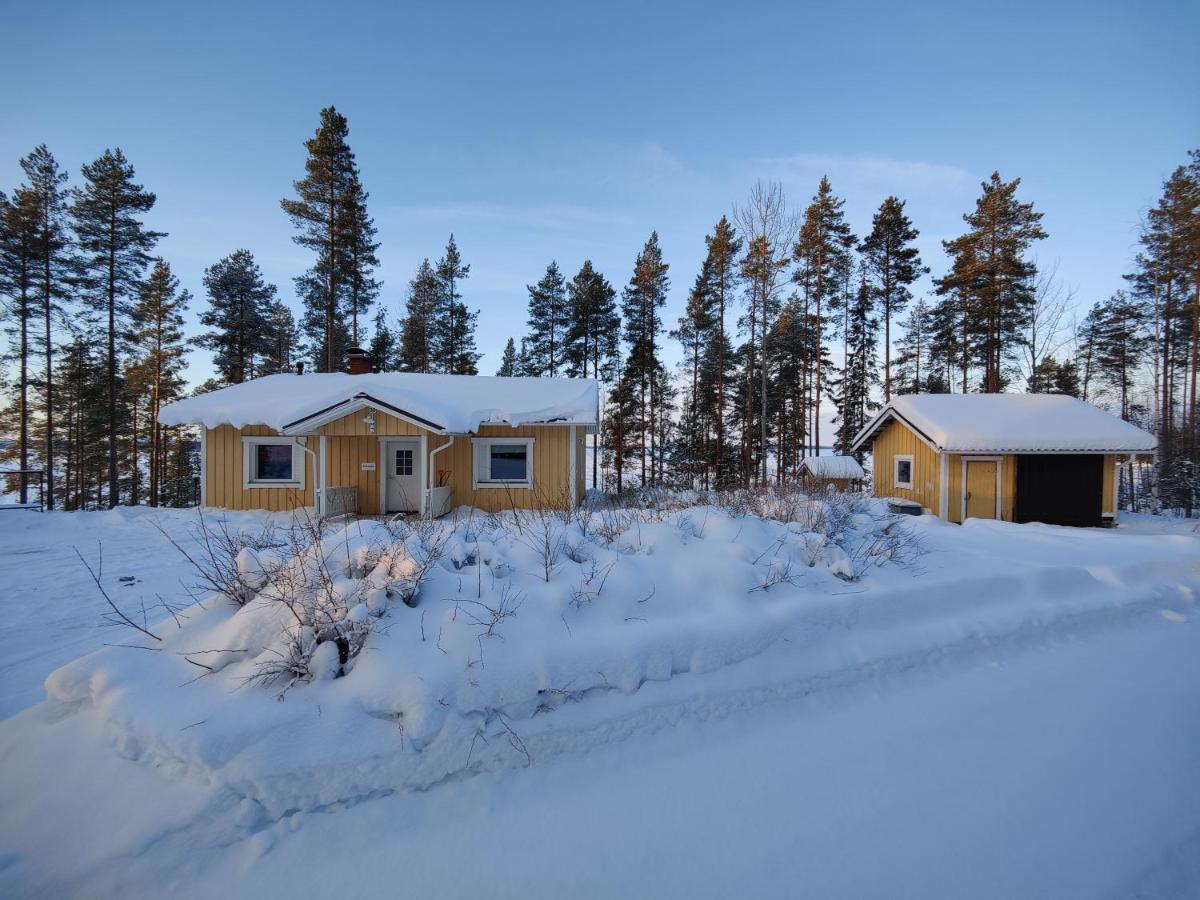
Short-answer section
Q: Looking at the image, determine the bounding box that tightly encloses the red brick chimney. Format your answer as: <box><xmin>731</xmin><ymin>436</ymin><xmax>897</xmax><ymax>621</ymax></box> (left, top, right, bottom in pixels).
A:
<box><xmin>347</xmin><ymin>346</ymin><xmax>372</xmax><ymax>375</ymax></box>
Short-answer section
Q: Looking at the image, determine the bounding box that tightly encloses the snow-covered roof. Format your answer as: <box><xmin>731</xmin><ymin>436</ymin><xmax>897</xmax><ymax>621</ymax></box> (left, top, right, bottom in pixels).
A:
<box><xmin>799</xmin><ymin>455</ymin><xmax>866</xmax><ymax>480</ymax></box>
<box><xmin>850</xmin><ymin>394</ymin><xmax>1157</xmax><ymax>454</ymax></box>
<box><xmin>158</xmin><ymin>373</ymin><xmax>600</xmax><ymax>434</ymax></box>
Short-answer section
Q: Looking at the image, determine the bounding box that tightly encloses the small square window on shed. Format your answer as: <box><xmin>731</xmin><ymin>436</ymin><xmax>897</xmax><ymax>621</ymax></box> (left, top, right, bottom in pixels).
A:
<box><xmin>894</xmin><ymin>455</ymin><xmax>914</xmax><ymax>489</ymax></box>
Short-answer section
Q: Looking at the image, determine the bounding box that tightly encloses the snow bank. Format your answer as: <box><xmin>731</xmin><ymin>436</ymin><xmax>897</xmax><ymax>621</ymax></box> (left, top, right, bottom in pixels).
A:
<box><xmin>158</xmin><ymin>372</ymin><xmax>599</xmax><ymax>432</ymax></box>
<box><xmin>854</xmin><ymin>393</ymin><xmax>1157</xmax><ymax>453</ymax></box>
<box><xmin>38</xmin><ymin>494</ymin><xmax>916</xmax><ymax>814</ymax></box>
<box><xmin>31</xmin><ymin>496</ymin><xmax>1200</xmax><ymax>823</ymax></box>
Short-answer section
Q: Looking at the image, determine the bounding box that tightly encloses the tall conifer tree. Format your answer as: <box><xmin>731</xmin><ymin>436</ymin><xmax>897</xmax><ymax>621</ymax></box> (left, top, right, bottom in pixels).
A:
<box><xmin>197</xmin><ymin>249</ymin><xmax>277</xmax><ymax>385</ymax></box>
<box><xmin>861</xmin><ymin>196</ymin><xmax>927</xmax><ymax>400</ymax></box>
<box><xmin>71</xmin><ymin>148</ymin><xmax>163</xmax><ymax>507</ymax></box>
<box><xmin>621</xmin><ymin>232</ymin><xmax>669</xmax><ymax>486</ymax></box>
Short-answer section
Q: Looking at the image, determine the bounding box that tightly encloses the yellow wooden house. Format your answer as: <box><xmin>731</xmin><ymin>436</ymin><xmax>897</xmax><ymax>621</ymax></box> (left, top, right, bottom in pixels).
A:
<box><xmin>849</xmin><ymin>394</ymin><xmax>1156</xmax><ymax>526</ymax></box>
<box><xmin>159</xmin><ymin>357</ymin><xmax>598</xmax><ymax>517</ymax></box>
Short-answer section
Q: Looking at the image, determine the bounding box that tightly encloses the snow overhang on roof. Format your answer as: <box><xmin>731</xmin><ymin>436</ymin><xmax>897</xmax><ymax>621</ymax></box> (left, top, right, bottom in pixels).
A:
<box><xmin>158</xmin><ymin>373</ymin><xmax>601</xmax><ymax>434</ymax></box>
<box><xmin>850</xmin><ymin>394</ymin><xmax>1158</xmax><ymax>455</ymax></box>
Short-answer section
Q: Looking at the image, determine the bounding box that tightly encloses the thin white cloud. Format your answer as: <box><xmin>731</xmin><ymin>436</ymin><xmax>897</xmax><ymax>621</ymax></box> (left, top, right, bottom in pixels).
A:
<box><xmin>381</xmin><ymin>202</ymin><xmax>635</xmax><ymax>232</ymax></box>
<box><xmin>757</xmin><ymin>153</ymin><xmax>972</xmax><ymax>195</ymax></box>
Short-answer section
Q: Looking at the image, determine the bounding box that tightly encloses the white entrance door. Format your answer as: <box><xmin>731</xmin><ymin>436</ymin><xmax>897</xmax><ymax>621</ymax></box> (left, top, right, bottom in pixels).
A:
<box><xmin>384</xmin><ymin>439</ymin><xmax>422</xmax><ymax>513</ymax></box>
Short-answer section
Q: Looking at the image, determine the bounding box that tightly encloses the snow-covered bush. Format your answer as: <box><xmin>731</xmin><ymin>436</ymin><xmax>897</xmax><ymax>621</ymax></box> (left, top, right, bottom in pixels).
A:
<box><xmin>51</xmin><ymin>489</ymin><xmax>925</xmax><ymax>815</ymax></box>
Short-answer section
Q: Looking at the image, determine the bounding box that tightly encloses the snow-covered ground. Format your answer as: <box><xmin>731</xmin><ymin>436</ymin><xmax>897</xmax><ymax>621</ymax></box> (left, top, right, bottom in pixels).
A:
<box><xmin>1</xmin><ymin>501</ymin><xmax>1198</xmax><ymax>898</ymax></box>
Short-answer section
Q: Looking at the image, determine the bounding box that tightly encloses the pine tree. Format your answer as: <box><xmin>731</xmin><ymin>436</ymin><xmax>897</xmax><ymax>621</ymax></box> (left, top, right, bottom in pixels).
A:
<box><xmin>935</xmin><ymin>172</ymin><xmax>1047</xmax><ymax>393</ymax></box>
<box><xmin>564</xmin><ymin>260</ymin><xmax>620</xmax><ymax>380</ymax></box>
<box><xmin>1132</xmin><ymin>165</ymin><xmax>1196</xmax><ymax>493</ymax></box>
<box><xmin>432</xmin><ymin>235</ymin><xmax>478</xmax><ymax>374</ymax></box>
<box><xmin>496</xmin><ymin>337</ymin><xmax>518</xmax><ymax>376</ymax></box>
<box><xmin>398</xmin><ymin>259</ymin><xmax>440</xmax><ymax>373</ymax></box>
<box><xmin>1074</xmin><ymin>302</ymin><xmax>1105</xmax><ymax>403</ymax></box>
<box><xmin>262</xmin><ymin>302</ymin><xmax>300</xmax><ymax>375</ymax></box>
<box><xmin>21</xmin><ymin>146</ymin><xmax>72</xmax><ymax>508</ymax></box>
<box><xmin>602</xmin><ymin>358</ymin><xmax>640</xmax><ymax>493</ymax></box>
<box><xmin>893</xmin><ymin>298</ymin><xmax>932</xmax><ymax>394</ymax></box>
<box><xmin>699</xmin><ymin>217</ymin><xmax>741</xmax><ymax>488</ymax></box>
<box><xmin>861</xmin><ymin>196</ymin><xmax>927</xmax><ymax>400</ymax></box>
<box><xmin>366</xmin><ymin>305</ymin><xmax>397</xmax><ymax>372</ymax></box>
<box><xmin>71</xmin><ymin>148</ymin><xmax>163</xmax><ymax>507</ymax></box>
<box><xmin>341</xmin><ymin>172</ymin><xmax>380</xmax><ymax>346</ymax></box>
<box><xmin>56</xmin><ymin>329</ymin><xmax>109</xmax><ymax>509</ymax></box>
<box><xmin>128</xmin><ymin>259</ymin><xmax>189</xmax><ymax>505</ymax></box>
<box><xmin>671</xmin><ymin>266</ymin><xmax>716</xmax><ymax>487</ymax></box>
<box><xmin>280</xmin><ymin>106</ymin><xmax>358</xmax><ymax>372</ymax></box>
<box><xmin>830</xmin><ymin>276</ymin><xmax>880</xmax><ymax>456</ymax></box>
<box><xmin>0</xmin><ymin>187</ymin><xmax>38</xmax><ymax>503</ymax></box>
<box><xmin>563</xmin><ymin>260</ymin><xmax>619</xmax><ymax>489</ymax></box>
<box><xmin>793</xmin><ymin>177</ymin><xmax>854</xmax><ymax>456</ymax></box>
<box><xmin>197</xmin><ymin>249</ymin><xmax>277</xmax><ymax>384</ymax></box>
<box><xmin>524</xmin><ymin>261</ymin><xmax>569</xmax><ymax>376</ymax></box>
<box><xmin>621</xmin><ymin>232</ymin><xmax>670</xmax><ymax>486</ymax></box>
<box><xmin>1028</xmin><ymin>357</ymin><xmax>1079</xmax><ymax>396</ymax></box>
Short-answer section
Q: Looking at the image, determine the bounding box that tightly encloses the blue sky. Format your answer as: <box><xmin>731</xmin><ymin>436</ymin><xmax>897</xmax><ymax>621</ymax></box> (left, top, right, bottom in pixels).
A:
<box><xmin>2</xmin><ymin>0</ymin><xmax>1197</xmax><ymax>384</ymax></box>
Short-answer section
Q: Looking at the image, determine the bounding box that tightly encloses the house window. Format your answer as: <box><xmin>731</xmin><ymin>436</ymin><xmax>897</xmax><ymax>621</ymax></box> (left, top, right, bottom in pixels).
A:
<box><xmin>394</xmin><ymin>448</ymin><xmax>413</xmax><ymax>476</ymax></box>
<box><xmin>243</xmin><ymin>437</ymin><xmax>305</xmax><ymax>489</ymax></box>
<box><xmin>472</xmin><ymin>437</ymin><xmax>535</xmax><ymax>489</ymax></box>
<box><xmin>894</xmin><ymin>455</ymin><xmax>914</xmax><ymax>489</ymax></box>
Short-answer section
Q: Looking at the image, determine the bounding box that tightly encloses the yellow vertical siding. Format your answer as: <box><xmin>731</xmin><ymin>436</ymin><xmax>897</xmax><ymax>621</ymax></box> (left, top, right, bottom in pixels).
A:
<box><xmin>870</xmin><ymin>419</ymin><xmax>941</xmax><ymax>515</ymax></box>
<box><xmin>1102</xmin><ymin>454</ymin><xmax>1116</xmax><ymax>514</ymax></box>
<box><xmin>204</xmin><ymin>412</ymin><xmax>582</xmax><ymax>515</ymax></box>
<box><xmin>204</xmin><ymin>425</ymin><xmax>316</xmax><ymax>512</ymax></box>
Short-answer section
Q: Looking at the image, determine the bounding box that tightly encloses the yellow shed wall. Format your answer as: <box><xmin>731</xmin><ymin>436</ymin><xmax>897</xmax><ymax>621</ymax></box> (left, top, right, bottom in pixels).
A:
<box><xmin>870</xmin><ymin>419</ymin><xmax>941</xmax><ymax>515</ymax></box>
<box><xmin>1102</xmin><ymin>454</ymin><xmax>1116</xmax><ymax>514</ymax></box>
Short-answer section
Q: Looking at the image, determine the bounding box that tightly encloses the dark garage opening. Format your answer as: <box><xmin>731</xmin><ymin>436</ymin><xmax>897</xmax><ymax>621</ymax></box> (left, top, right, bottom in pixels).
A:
<box><xmin>1015</xmin><ymin>455</ymin><xmax>1103</xmax><ymax>527</ymax></box>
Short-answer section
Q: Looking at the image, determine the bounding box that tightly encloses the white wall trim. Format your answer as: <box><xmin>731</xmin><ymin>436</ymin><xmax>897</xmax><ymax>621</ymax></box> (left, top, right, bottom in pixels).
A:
<box><xmin>960</xmin><ymin>455</ymin><xmax>1003</xmax><ymax>522</ymax></box>
<box><xmin>199</xmin><ymin>427</ymin><xmax>208</xmax><ymax>506</ymax></box>
<box><xmin>471</xmin><ymin>436</ymin><xmax>535</xmax><ymax>490</ymax></box>
<box><xmin>318</xmin><ymin>435</ymin><xmax>327</xmax><ymax>517</ymax></box>
<box><xmin>241</xmin><ymin>436</ymin><xmax>305</xmax><ymax>490</ymax></box>
<box><xmin>938</xmin><ymin>451</ymin><xmax>949</xmax><ymax>521</ymax></box>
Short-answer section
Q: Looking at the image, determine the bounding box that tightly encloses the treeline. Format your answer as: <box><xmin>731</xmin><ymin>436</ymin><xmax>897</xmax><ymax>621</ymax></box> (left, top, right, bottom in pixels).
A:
<box><xmin>1</xmin><ymin>103</ymin><xmax>1197</xmax><ymax>512</ymax></box>
<box><xmin>504</xmin><ymin>156</ymin><xmax>1199</xmax><ymax>512</ymax></box>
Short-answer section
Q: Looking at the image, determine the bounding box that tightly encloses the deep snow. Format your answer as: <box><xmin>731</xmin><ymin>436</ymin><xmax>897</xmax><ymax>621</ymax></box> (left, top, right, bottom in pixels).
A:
<box><xmin>1</xmin><ymin>503</ymin><xmax>1198</xmax><ymax>898</ymax></box>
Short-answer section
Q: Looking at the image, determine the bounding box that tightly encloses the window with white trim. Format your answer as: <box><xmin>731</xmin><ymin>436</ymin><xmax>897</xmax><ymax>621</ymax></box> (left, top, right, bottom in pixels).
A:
<box><xmin>243</xmin><ymin>437</ymin><xmax>305</xmax><ymax>489</ymax></box>
<box><xmin>894</xmin><ymin>454</ymin><xmax>914</xmax><ymax>489</ymax></box>
<box><xmin>472</xmin><ymin>437</ymin><xmax>534</xmax><ymax>489</ymax></box>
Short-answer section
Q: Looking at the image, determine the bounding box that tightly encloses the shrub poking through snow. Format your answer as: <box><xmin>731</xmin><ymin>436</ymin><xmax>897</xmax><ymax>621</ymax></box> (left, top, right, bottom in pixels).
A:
<box><xmin>146</xmin><ymin>488</ymin><xmax>921</xmax><ymax>700</ymax></box>
<box><xmin>54</xmin><ymin>487</ymin><xmax>924</xmax><ymax>810</ymax></box>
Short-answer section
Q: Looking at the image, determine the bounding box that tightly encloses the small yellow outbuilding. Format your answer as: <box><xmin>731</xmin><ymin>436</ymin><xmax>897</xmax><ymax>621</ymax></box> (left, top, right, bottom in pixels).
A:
<box><xmin>849</xmin><ymin>394</ymin><xmax>1157</xmax><ymax>527</ymax></box>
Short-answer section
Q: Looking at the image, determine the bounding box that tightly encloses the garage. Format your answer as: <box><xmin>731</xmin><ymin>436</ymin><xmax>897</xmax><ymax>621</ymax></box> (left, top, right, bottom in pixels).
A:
<box><xmin>1015</xmin><ymin>454</ymin><xmax>1104</xmax><ymax>527</ymax></box>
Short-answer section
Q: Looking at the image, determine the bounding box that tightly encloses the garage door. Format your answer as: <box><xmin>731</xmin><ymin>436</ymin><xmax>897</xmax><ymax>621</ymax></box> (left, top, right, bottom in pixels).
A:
<box><xmin>1014</xmin><ymin>455</ymin><xmax>1103</xmax><ymax>527</ymax></box>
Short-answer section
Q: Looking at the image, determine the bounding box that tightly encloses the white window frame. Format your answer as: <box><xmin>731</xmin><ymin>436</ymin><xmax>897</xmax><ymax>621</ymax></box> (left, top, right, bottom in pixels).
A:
<box><xmin>472</xmin><ymin>437</ymin><xmax>535</xmax><ymax>490</ymax></box>
<box><xmin>243</xmin><ymin>436</ymin><xmax>306</xmax><ymax>489</ymax></box>
<box><xmin>893</xmin><ymin>454</ymin><xmax>914</xmax><ymax>489</ymax></box>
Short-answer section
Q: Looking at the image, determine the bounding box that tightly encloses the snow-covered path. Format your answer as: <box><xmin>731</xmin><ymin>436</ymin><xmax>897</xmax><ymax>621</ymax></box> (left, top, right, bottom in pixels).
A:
<box><xmin>212</xmin><ymin>608</ymin><xmax>1198</xmax><ymax>900</ymax></box>
<box><xmin>2</xmin><ymin>588</ymin><xmax>1197</xmax><ymax>899</ymax></box>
